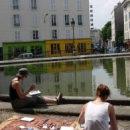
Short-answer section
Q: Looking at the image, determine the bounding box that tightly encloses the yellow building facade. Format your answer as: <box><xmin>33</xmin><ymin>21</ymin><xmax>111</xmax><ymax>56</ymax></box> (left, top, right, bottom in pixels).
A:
<box><xmin>45</xmin><ymin>38</ymin><xmax>92</xmax><ymax>57</ymax></box>
<box><xmin>47</xmin><ymin>60</ymin><xmax>93</xmax><ymax>73</ymax></box>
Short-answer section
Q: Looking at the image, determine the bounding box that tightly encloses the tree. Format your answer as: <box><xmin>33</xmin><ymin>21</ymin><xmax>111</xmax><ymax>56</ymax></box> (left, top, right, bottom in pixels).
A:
<box><xmin>101</xmin><ymin>21</ymin><xmax>111</xmax><ymax>41</ymax></box>
<box><xmin>116</xmin><ymin>31</ymin><xmax>124</xmax><ymax>47</ymax></box>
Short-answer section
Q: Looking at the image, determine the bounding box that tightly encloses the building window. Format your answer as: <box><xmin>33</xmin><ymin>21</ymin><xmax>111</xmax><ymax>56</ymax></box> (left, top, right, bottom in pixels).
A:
<box><xmin>36</xmin><ymin>75</ymin><xmax>41</xmax><ymax>84</ymax></box>
<box><xmin>52</xmin><ymin>30</ymin><xmax>57</xmax><ymax>39</ymax></box>
<box><xmin>54</xmin><ymin>73</ymin><xmax>59</xmax><ymax>82</ymax></box>
<box><xmin>91</xmin><ymin>23</ymin><xmax>93</xmax><ymax>26</ymax></box>
<box><xmin>125</xmin><ymin>14</ymin><xmax>128</xmax><ymax>22</ymax></box>
<box><xmin>77</xmin><ymin>0</ymin><xmax>82</xmax><ymax>10</ymax></box>
<box><xmin>51</xmin><ymin>15</ymin><xmax>57</xmax><ymax>26</ymax></box>
<box><xmin>90</xmin><ymin>14</ymin><xmax>93</xmax><ymax>17</ymax></box>
<box><xmin>66</xmin><ymin>30</ymin><xmax>70</xmax><ymax>39</ymax></box>
<box><xmin>65</xmin><ymin>43</ymin><xmax>73</xmax><ymax>53</ymax></box>
<box><xmin>77</xmin><ymin>43</ymin><xmax>86</xmax><ymax>53</ymax></box>
<box><xmin>64</xmin><ymin>0</ymin><xmax>69</xmax><ymax>10</ymax></box>
<box><xmin>55</xmin><ymin>85</ymin><xmax>60</xmax><ymax>93</ymax></box>
<box><xmin>33</xmin><ymin>30</ymin><xmax>39</xmax><ymax>39</ymax></box>
<box><xmin>65</xmin><ymin>15</ymin><xmax>70</xmax><ymax>25</ymax></box>
<box><xmin>125</xmin><ymin>23</ymin><xmax>128</xmax><ymax>31</ymax></box>
<box><xmin>79</xmin><ymin>30</ymin><xmax>83</xmax><ymax>38</ymax></box>
<box><xmin>31</xmin><ymin>45</ymin><xmax>42</xmax><ymax>55</ymax></box>
<box><xmin>90</xmin><ymin>10</ymin><xmax>93</xmax><ymax>13</ymax></box>
<box><xmin>31</xmin><ymin>0</ymin><xmax>37</xmax><ymax>9</ymax></box>
<box><xmin>90</xmin><ymin>19</ymin><xmax>93</xmax><ymax>22</ymax></box>
<box><xmin>78</xmin><ymin>15</ymin><xmax>83</xmax><ymax>25</ymax></box>
<box><xmin>52</xmin><ymin>62</ymin><xmax>61</xmax><ymax>68</ymax></box>
<box><xmin>51</xmin><ymin>44</ymin><xmax>60</xmax><ymax>54</ymax></box>
<box><xmin>10</xmin><ymin>46</ymin><xmax>26</xmax><ymax>58</ymax></box>
<box><xmin>13</xmin><ymin>0</ymin><xmax>19</xmax><ymax>9</ymax></box>
<box><xmin>51</xmin><ymin>0</ymin><xmax>56</xmax><ymax>10</ymax></box>
<box><xmin>13</xmin><ymin>15</ymin><xmax>20</xmax><ymax>27</ymax></box>
<box><xmin>68</xmin><ymin>83</ymin><xmax>73</xmax><ymax>96</ymax></box>
<box><xmin>15</xmin><ymin>31</ymin><xmax>20</xmax><ymax>40</ymax></box>
<box><xmin>90</xmin><ymin>5</ymin><xmax>93</xmax><ymax>8</ymax></box>
<box><xmin>81</xmin><ymin>82</ymin><xmax>85</xmax><ymax>92</ymax></box>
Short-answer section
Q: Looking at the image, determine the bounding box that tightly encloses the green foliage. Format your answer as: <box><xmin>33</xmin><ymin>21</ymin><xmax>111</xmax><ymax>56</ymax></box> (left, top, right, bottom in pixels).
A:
<box><xmin>116</xmin><ymin>31</ymin><xmax>124</xmax><ymax>47</ymax></box>
<box><xmin>101</xmin><ymin>21</ymin><xmax>111</xmax><ymax>41</ymax></box>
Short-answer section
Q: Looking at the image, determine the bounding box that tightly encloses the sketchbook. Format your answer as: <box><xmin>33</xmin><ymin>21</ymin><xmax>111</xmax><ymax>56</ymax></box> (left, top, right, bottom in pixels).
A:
<box><xmin>60</xmin><ymin>126</ymin><xmax>74</xmax><ymax>130</ymax></box>
<box><xmin>21</xmin><ymin>117</ymin><xmax>35</xmax><ymax>122</ymax></box>
<box><xmin>29</xmin><ymin>90</ymin><xmax>41</xmax><ymax>96</ymax></box>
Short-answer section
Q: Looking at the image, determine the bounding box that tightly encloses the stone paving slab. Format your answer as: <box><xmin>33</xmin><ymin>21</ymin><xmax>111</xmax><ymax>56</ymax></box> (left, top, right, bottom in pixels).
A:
<box><xmin>1</xmin><ymin>102</ymin><xmax>130</xmax><ymax>120</ymax></box>
<box><xmin>1</xmin><ymin>102</ymin><xmax>130</xmax><ymax>129</ymax></box>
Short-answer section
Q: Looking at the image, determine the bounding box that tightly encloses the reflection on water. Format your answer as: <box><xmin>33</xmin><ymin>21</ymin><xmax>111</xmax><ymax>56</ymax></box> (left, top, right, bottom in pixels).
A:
<box><xmin>0</xmin><ymin>57</ymin><xmax>130</xmax><ymax>99</ymax></box>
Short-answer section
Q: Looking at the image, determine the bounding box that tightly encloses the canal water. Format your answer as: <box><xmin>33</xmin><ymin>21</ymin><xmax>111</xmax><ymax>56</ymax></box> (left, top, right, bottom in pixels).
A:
<box><xmin>0</xmin><ymin>56</ymin><xmax>129</xmax><ymax>99</ymax></box>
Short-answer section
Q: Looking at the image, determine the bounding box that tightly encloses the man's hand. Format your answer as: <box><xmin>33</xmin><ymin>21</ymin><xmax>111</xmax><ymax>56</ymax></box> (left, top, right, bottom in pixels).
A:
<box><xmin>29</xmin><ymin>84</ymin><xmax>36</xmax><ymax>91</ymax></box>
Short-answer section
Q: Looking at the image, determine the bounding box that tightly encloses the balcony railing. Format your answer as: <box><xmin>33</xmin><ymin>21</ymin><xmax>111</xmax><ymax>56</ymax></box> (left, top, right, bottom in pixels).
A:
<box><xmin>31</xmin><ymin>6</ymin><xmax>37</xmax><ymax>9</ymax></box>
<box><xmin>13</xmin><ymin>6</ymin><xmax>19</xmax><ymax>9</ymax></box>
<box><xmin>14</xmin><ymin>23</ymin><xmax>20</xmax><ymax>27</ymax></box>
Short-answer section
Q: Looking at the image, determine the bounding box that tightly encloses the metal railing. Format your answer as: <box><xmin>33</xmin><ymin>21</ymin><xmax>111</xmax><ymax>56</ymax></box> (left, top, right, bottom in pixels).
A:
<box><xmin>1</xmin><ymin>49</ymin><xmax>94</xmax><ymax>61</ymax></box>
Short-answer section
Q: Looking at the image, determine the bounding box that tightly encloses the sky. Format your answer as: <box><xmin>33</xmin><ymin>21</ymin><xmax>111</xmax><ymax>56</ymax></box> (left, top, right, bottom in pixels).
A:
<box><xmin>89</xmin><ymin>0</ymin><xmax>124</xmax><ymax>30</ymax></box>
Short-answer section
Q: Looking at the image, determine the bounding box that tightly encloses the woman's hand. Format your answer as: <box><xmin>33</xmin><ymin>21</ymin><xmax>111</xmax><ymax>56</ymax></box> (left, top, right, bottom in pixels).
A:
<box><xmin>29</xmin><ymin>84</ymin><xmax>36</xmax><ymax>91</ymax></box>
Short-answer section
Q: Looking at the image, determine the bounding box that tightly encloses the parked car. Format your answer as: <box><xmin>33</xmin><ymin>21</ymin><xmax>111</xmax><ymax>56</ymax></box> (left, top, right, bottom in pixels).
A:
<box><xmin>107</xmin><ymin>47</ymin><xmax>117</xmax><ymax>53</ymax></box>
<box><xmin>13</xmin><ymin>53</ymin><xmax>33</xmax><ymax>60</ymax></box>
<box><xmin>121</xmin><ymin>48</ymin><xmax>126</xmax><ymax>53</ymax></box>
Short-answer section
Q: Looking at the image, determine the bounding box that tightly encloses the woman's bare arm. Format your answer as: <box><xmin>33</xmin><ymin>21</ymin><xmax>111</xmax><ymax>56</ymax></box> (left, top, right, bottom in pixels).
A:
<box><xmin>12</xmin><ymin>81</ymin><xmax>35</xmax><ymax>98</ymax></box>
<box><xmin>77</xmin><ymin>104</ymin><xmax>87</xmax><ymax>124</ymax></box>
<box><xmin>109</xmin><ymin>104</ymin><xmax>118</xmax><ymax>130</ymax></box>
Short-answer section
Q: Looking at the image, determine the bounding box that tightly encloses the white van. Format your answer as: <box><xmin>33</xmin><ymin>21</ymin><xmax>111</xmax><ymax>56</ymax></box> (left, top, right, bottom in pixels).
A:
<box><xmin>14</xmin><ymin>53</ymin><xmax>33</xmax><ymax>60</ymax></box>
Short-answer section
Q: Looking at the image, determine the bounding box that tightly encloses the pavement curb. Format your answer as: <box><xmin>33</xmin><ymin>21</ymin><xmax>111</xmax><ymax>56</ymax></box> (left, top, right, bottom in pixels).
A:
<box><xmin>0</xmin><ymin>52</ymin><xmax>130</xmax><ymax>66</ymax></box>
<box><xmin>1</xmin><ymin>95</ymin><xmax>130</xmax><ymax>106</ymax></box>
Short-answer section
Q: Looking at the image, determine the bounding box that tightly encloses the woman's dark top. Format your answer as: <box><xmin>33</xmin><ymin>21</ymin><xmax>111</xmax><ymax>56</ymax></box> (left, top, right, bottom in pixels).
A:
<box><xmin>9</xmin><ymin>81</ymin><xmax>19</xmax><ymax>101</ymax></box>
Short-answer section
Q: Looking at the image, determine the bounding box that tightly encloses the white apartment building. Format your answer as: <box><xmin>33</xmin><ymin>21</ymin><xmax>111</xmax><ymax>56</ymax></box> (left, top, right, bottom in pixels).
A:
<box><xmin>1</xmin><ymin>0</ymin><xmax>92</xmax><ymax>60</ymax></box>
<box><xmin>111</xmin><ymin>10</ymin><xmax>116</xmax><ymax>44</ymax></box>
<box><xmin>0</xmin><ymin>0</ymin><xmax>90</xmax><ymax>43</ymax></box>
<box><xmin>90</xmin><ymin>29</ymin><xmax>101</xmax><ymax>45</ymax></box>
<box><xmin>111</xmin><ymin>2</ymin><xmax>124</xmax><ymax>47</ymax></box>
<box><xmin>122</xmin><ymin>0</ymin><xmax>130</xmax><ymax>49</ymax></box>
<box><xmin>89</xmin><ymin>5</ymin><xmax>94</xmax><ymax>30</ymax></box>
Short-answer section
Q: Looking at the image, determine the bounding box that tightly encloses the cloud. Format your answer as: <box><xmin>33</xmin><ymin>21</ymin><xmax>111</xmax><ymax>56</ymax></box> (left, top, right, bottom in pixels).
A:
<box><xmin>90</xmin><ymin>0</ymin><xmax>124</xmax><ymax>29</ymax></box>
<box><xmin>100</xmin><ymin>0</ymin><xmax>116</xmax><ymax>16</ymax></box>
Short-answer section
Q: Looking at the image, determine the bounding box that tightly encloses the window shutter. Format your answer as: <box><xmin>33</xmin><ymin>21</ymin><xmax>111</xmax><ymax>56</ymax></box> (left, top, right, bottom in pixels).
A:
<box><xmin>57</xmin><ymin>30</ymin><xmax>59</xmax><ymax>39</ymax></box>
<box><xmin>77</xmin><ymin>15</ymin><xmax>78</xmax><ymax>26</ymax></box>
<box><xmin>56</xmin><ymin>15</ymin><xmax>58</xmax><ymax>26</ymax></box>
<box><xmin>63</xmin><ymin>15</ymin><xmax>65</xmax><ymax>26</ymax></box>
<box><xmin>50</xmin><ymin>15</ymin><xmax>52</xmax><ymax>26</ymax></box>
<box><xmin>11</xmin><ymin>15</ymin><xmax>14</xmax><ymax>27</ymax></box>
<box><xmin>50</xmin><ymin>30</ymin><xmax>52</xmax><ymax>39</ymax></box>
<box><xmin>69</xmin><ymin>15</ymin><xmax>71</xmax><ymax>25</ymax></box>
<box><xmin>30</xmin><ymin>31</ymin><xmax>33</xmax><ymax>40</ymax></box>
<box><xmin>19</xmin><ymin>0</ymin><xmax>21</xmax><ymax>9</ymax></box>
<box><xmin>82</xmin><ymin>15</ymin><xmax>84</xmax><ymax>26</ymax></box>
<box><xmin>19</xmin><ymin>15</ymin><xmax>21</xmax><ymax>27</ymax></box>
<box><xmin>37</xmin><ymin>0</ymin><xmax>39</xmax><ymax>9</ymax></box>
<box><xmin>38</xmin><ymin>30</ymin><xmax>41</xmax><ymax>40</ymax></box>
<box><xmin>10</xmin><ymin>0</ymin><xmax>13</xmax><ymax>9</ymax></box>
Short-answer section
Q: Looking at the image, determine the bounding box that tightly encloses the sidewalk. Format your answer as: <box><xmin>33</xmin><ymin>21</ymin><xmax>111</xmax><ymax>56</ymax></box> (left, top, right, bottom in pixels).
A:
<box><xmin>1</xmin><ymin>102</ymin><xmax>130</xmax><ymax>120</ymax></box>
<box><xmin>1</xmin><ymin>102</ymin><xmax>130</xmax><ymax>129</ymax></box>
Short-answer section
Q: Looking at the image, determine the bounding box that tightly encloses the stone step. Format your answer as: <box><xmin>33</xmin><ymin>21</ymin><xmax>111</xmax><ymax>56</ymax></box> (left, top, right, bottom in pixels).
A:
<box><xmin>1</xmin><ymin>102</ymin><xmax>130</xmax><ymax>120</ymax></box>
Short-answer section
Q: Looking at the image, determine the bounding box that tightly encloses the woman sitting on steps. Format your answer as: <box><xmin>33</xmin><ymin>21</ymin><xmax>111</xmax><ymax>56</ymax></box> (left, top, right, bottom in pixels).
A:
<box><xmin>9</xmin><ymin>68</ymin><xmax>62</xmax><ymax>109</ymax></box>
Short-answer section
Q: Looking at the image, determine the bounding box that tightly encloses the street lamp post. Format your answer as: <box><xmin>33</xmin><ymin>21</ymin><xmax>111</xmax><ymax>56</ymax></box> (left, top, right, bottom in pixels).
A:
<box><xmin>44</xmin><ymin>13</ymin><xmax>48</xmax><ymax>23</ymax></box>
<box><xmin>71</xmin><ymin>18</ymin><xmax>75</xmax><ymax>56</ymax></box>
